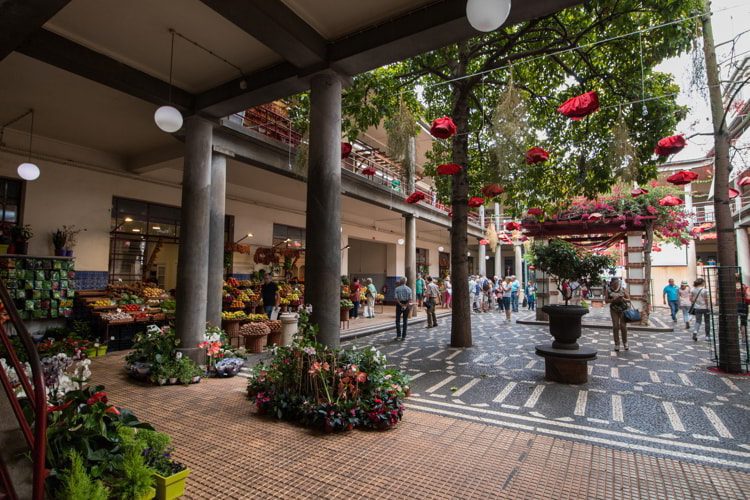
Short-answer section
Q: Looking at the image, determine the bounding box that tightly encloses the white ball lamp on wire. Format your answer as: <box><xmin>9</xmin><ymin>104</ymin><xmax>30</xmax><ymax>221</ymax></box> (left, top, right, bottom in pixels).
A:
<box><xmin>466</xmin><ymin>0</ymin><xmax>511</xmax><ymax>32</ymax></box>
<box><xmin>154</xmin><ymin>29</ymin><xmax>183</xmax><ymax>133</ymax></box>
<box><xmin>15</xmin><ymin>110</ymin><xmax>40</xmax><ymax>181</ymax></box>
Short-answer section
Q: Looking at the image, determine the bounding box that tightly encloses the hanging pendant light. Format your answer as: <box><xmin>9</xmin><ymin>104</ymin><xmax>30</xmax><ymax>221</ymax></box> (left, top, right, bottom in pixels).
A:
<box><xmin>154</xmin><ymin>30</ymin><xmax>183</xmax><ymax>133</ymax></box>
<box><xmin>466</xmin><ymin>0</ymin><xmax>511</xmax><ymax>32</ymax></box>
<box><xmin>17</xmin><ymin>110</ymin><xmax>40</xmax><ymax>181</ymax></box>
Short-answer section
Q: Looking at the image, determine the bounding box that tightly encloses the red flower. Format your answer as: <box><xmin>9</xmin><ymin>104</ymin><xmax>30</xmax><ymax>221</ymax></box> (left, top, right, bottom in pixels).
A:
<box><xmin>436</xmin><ymin>163</ymin><xmax>462</xmax><ymax>175</ymax></box>
<box><xmin>405</xmin><ymin>191</ymin><xmax>426</xmax><ymax>204</ymax></box>
<box><xmin>105</xmin><ymin>405</ymin><xmax>121</xmax><ymax>416</ymax></box>
<box><xmin>654</xmin><ymin>135</ymin><xmax>686</xmax><ymax>156</ymax></box>
<box><xmin>739</xmin><ymin>176</ymin><xmax>750</xmax><ymax>187</ymax></box>
<box><xmin>47</xmin><ymin>400</ymin><xmax>72</xmax><ymax>413</ymax></box>
<box><xmin>87</xmin><ymin>391</ymin><xmax>108</xmax><ymax>405</ymax></box>
<box><xmin>480</xmin><ymin>183</ymin><xmax>504</xmax><ymax>198</ymax></box>
<box><xmin>429</xmin><ymin>116</ymin><xmax>457</xmax><ymax>139</ymax></box>
<box><xmin>361</xmin><ymin>167</ymin><xmax>376</xmax><ymax>176</ymax></box>
<box><xmin>658</xmin><ymin>195</ymin><xmax>684</xmax><ymax>207</ymax></box>
<box><xmin>587</xmin><ymin>212</ymin><xmax>603</xmax><ymax>221</ymax></box>
<box><xmin>631</xmin><ymin>187</ymin><xmax>649</xmax><ymax>197</ymax></box>
<box><xmin>557</xmin><ymin>91</ymin><xmax>599</xmax><ymax>120</ymax></box>
<box><xmin>468</xmin><ymin>196</ymin><xmax>485</xmax><ymax>208</ymax></box>
<box><xmin>479</xmin><ymin>239</ymin><xmax>489</xmax><ymax>245</ymax></box>
<box><xmin>341</xmin><ymin>142</ymin><xmax>353</xmax><ymax>159</ymax></box>
<box><xmin>505</xmin><ymin>222</ymin><xmax>521</xmax><ymax>231</ymax></box>
<box><xmin>729</xmin><ymin>188</ymin><xmax>740</xmax><ymax>199</ymax></box>
<box><xmin>646</xmin><ymin>205</ymin><xmax>658</xmax><ymax>215</ymax></box>
<box><xmin>525</xmin><ymin>147</ymin><xmax>550</xmax><ymax>164</ymax></box>
<box><xmin>666</xmin><ymin>170</ymin><xmax>698</xmax><ymax>185</ymax></box>
<box><xmin>527</xmin><ymin>207</ymin><xmax>544</xmax><ymax>217</ymax></box>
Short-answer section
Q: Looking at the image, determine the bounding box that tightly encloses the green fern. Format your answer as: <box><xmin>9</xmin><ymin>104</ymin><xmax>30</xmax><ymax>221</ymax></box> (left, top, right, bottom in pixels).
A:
<box><xmin>61</xmin><ymin>451</ymin><xmax>109</xmax><ymax>500</ymax></box>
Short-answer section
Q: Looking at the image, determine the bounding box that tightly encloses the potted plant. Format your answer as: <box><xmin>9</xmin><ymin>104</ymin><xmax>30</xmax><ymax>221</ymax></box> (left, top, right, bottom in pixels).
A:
<box><xmin>239</xmin><ymin>321</ymin><xmax>270</xmax><ymax>353</ymax></box>
<box><xmin>63</xmin><ymin>225</ymin><xmax>82</xmax><ymax>257</ymax></box>
<box><xmin>52</xmin><ymin>228</ymin><xmax>67</xmax><ymax>256</ymax></box>
<box><xmin>340</xmin><ymin>299</ymin><xmax>353</xmax><ymax>322</ymax></box>
<box><xmin>10</xmin><ymin>224</ymin><xmax>33</xmax><ymax>255</ymax></box>
<box><xmin>527</xmin><ymin>239</ymin><xmax>614</xmax><ymax>349</ymax></box>
<box><xmin>96</xmin><ymin>341</ymin><xmax>108</xmax><ymax>357</ymax></box>
<box><xmin>141</xmin><ymin>432</ymin><xmax>191</xmax><ymax>500</ymax></box>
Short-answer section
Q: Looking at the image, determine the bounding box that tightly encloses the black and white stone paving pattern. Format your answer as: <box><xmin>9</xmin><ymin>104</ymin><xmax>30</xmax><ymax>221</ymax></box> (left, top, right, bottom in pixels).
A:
<box><xmin>345</xmin><ymin>308</ymin><xmax>750</xmax><ymax>471</ymax></box>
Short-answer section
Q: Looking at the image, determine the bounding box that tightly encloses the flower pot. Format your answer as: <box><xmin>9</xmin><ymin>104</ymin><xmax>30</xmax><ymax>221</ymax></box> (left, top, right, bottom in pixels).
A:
<box><xmin>54</xmin><ymin>248</ymin><xmax>66</xmax><ymax>256</ymax></box>
<box><xmin>14</xmin><ymin>242</ymin><xmax>28</xmax><ymax>255</ymax></box>
<box><xmin>191</xmin><ymin>376</ymin><xmax>201</xmax><ymax>384</ymax></box>
<box><xmin>154</xmin><ymin>468</ymin><xmax>190</xmax><ymax>500</ymax></box>
<box><xmin>64</xmin><ymin>249</ymin><xmax>73</xmax><ymax>257</ymax></box>
<box><xmin>158</xmin><ymin>378</ymin><xmax>167</xmax><ymax>386</ymax></box>
<box><xmin>137</xmin><ymin>486</ymin><xmax>156</xmax><ymax>500</ymax></box>
<box><xmin>340</xmin><ymin>309</ymin><xmax>350</xmax><ymax>322</ymax></box>
<box><xmin>244</xmin><ymin>333</ymin><xmax>268</xmax><ymax>353</ymax></box>
<box><xmin>0</xmin><ymin>244</ymin><xmax>7</xmax><ymax>255</ymax></box>
<box><xmin>266</xmin><ymin>330</ymin><xmax>282</xmax><ymax>346</ymax></box>
<box><xmin>168</xmin><ymin>377</ymin><xmax>178</xmax><ymax>385</ymax></box>
<box><xmin>542</xmin><ymin>305</ymin><xmax>589</xmax><ymax>350</ymax></box>
<box><xmin>97</xmin><ymin>345</ymin><xmax>108</xmax><ymax>357</ymax></box>
<box><xmin>85</xmin><ymin>347</ymin><xmax>97</xmax><ymax>358</ymax></box>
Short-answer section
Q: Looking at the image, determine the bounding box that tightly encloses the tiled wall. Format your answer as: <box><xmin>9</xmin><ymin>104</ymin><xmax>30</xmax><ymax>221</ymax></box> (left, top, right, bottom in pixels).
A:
<box><xmin>75</xmin><ymin>271</ymin><xmax>109</xmax><ymax>290</ymax></box>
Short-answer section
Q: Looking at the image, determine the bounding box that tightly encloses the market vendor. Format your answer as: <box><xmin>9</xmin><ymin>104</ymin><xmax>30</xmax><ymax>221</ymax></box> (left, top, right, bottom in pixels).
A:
<box><xmin>261</xmin><ymin>274</ymin><xmax>280</xmax><ymax>318</ymax></box>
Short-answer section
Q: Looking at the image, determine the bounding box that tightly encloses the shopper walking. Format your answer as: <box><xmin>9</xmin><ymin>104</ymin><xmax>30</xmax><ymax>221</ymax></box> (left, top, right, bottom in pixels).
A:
<box><xmin>468</xmin><ymin>275</ymin><xmax>478</xmax><ymax>313</ymax></box>
<box><xmin>364</xmin><ymin>277</ymin><xmax>378</xmax><ymax>318</ymax></box>
<box><xmin>510</xmin><ymin>275</ymin><xmax>521</xmax><ymax>312</ymax></box>
<box><xmin>605</xmin><ymin>277</ymin><xmax>630</xmax><ymax>351</ymax></box>
<box><xmin>737</xmin><ymin>274</ymin><xmax>750</xmax><ymax>338</ymax></box>
<box><xmin>349</xmin><ymin>277</ymin><xmax>362</xmax><ymax>319</ymax></box>
<box><xmin>261</xmin><ymin>274</ymin><xmax>280</xmax><ymax>319</ymax></box>
<box><xmin>690</xmin><ymin>278</ymin><xmax>710</xmax><ymax>341</ymax></box>
<box><xmin>443</xmin><ymin>276</ymin><xmax>452</xmax><ymax>308</ymax></box>
<box><xmin>678</xmin><ymin>280</ymin><xmax>692</xmax><ymax>329</ymax></box>
<box><xmin>394</xmin><ymin>278</ymin><xmax>412</xmax><ymax>340</ymax></box>
<box><xmin>501</xmin><ymin>277</ymin><xmax>512</xmax><ymax>321</ymax></box>
<box><xmin>415</xmin><ymin>274</ymin><xmax>425</xmax><ymax>310</ymax></box>
<box><xmin>525</xmin><ymin>280</ymin><xmax>537</xmax><ymax>311</ymax></box>
<box><xmin>663</xmin><ymin>278</ymin><xmax>680</xmax><ymax>322</ymax></box>
<box><xmin>424</xmin><ymin>276</ymin><xmax>440</xmax><ymax>328</ymax></box>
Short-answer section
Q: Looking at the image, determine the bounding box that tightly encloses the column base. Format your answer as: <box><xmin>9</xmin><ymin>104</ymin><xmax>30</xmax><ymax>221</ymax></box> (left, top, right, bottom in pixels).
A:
<box><xmin>535</xmin><ymin>344</ymin><xmax>597</xmax><ymax>384</ymax></box>
<box><xmin>177</xmin><ymin>347</ymin><xmax>205</xmax><ymax>365</ymax></box>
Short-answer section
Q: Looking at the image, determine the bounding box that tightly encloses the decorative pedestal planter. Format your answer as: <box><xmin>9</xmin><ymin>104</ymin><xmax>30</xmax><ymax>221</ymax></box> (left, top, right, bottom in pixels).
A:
<box><xmin>265</xmin><ymin>320</ymin><xmax>282</xmax><ymax>346</ymax></box>
<box><xmin>154</xmin><ymin>469</ymin><xmax>190</xmax><ymax>500</ymax></box>
<box><xmin>279</xmin><ymin>312</ymin><xmax>298</xmax><ymax>346</ymax></box>
<box><xmin>240</xmin><ymin>322</ymin><xmax>271</xmax><ymax>353</ymax></box>
<box><xmin>222</xmin><ymin>319</ymin><xmax>242</xmax><ymax>347</ymax></box>
<box><xmin>536</xmin><ymin>305</ymin><xmax>596</xmax><ymax>384</ymax></box>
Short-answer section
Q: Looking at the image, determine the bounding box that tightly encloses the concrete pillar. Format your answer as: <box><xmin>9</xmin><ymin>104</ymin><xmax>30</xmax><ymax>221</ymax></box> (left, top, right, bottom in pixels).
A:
<box><xmin>176</xmin><ymin>117</ymin><xmax>213</xmax><ymax>360</ymax></box>
<box><xmin>514</xmin><ymin>243</ymin><xmax>523</xmax><ymax>280</ymax></box>
<box><xmin>684</xmin><ymin>183</ymin><xmax>697</xmax><ymax>282</ymax></box>
<box><xmin>206</xmin><ymin>153</ymin><xmax>226</xmax><ymax>328</ymax></box>
<box><xmin>405</xmin><ymin>214</ymin><xmax>417</xmax><ymax>310</ymax></box>
<box><xmin>494</xmin><ymin>203</ymin><xmax>502</xmax><ymax>278</ymax></box>
<box><xmin>305</xmin><ymin>72</ymin><xmax>342</xmax><ymax>348</ymax></box>
<box><xmin>625</xmin><ymin>232</ymin><xmax>646</xmax><ymax>316</ymax></box>
<box><xmin>478</xmin><ymin>205</ymin><xmax>486</xmax><ymax>276</ymax></box>
<box><xmin>737</xmin><ymin>227</ymin><xmax>750</xmax><ymax>285</ymax></box>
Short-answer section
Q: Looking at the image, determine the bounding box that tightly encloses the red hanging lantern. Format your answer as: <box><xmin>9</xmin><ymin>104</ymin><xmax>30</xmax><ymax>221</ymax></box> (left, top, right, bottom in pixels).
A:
<box><xmin>557</xmin><ymin>90</ymin><xmax>599</xmax><ymax>120</ymax></box>
<box><xmin>361</xmin><ymin>167</ymin><xmax>376</xmax><ymax>176</ymax></box>
<box><xmin>666</xmin><ymin>170</ymin><xmax>698</xmax><ymax>185</ymax></box>
<box><xmin>429</xmin><ymin>116</ymin><xmax>457</xmax><ymax>139</ymax></box>
<box><xmin>405</xmin><ymin>191</ymin><xmax>426</xmax><ymax>204</ymax></box>
<box><xmin>525</xmin><ymin>147</ymin><xmax>550</xmax><ymax>164</ymax></box>
<box><xmin>630</xmin><ymin>187</ymin><xmax>649</xmax><ymax>197</ymax></box>
<box><xmin>479</xmin><ymin>239</ymin><xmax>489</xmax><ymax>245</ymax></box>
<box><xmin>505</xmin><ymin>221</ymin><xmax>521</xmax><ymax>231</ymax></box>
<box><xmin>341</xmin><ymin>142</ymin><xmax>352</xmax><ymax>159</ymax></box>
<box><xmin>468</xmin><ymin>196</ymin><xmax>485</xmax><ymax>208</ymax></box>
<box><xmin>654</xmin><ymin>135</ymin><xmax>687</xmax><ymax>156</ymax></box>
<box><xmin>436</xmin><ymin>163</ymin><xmax>462</xmax><ymax>175</ymax></box>
<box><xmin>729</xmin><ymin>187</ymin><xmax>740</xmax><ymax>199</ymax></box>
<box><xmin>480</xmin><ymin>183</ymin><xmax>504</xmax><ymax>198</ymax></box>
<box><xmin>658</xmin><ymin>195</ymin><xmax>684</xmax><ymax>207</ymax></box>
<box><xmin>527</xmin><ymin>207</ymin><xmax>544</xmax><ymax>217</ymax></box>
<box><xmin>738</xmin><ymin>176</ymin><xmax>750</xmax><ymax>187</ymax></box>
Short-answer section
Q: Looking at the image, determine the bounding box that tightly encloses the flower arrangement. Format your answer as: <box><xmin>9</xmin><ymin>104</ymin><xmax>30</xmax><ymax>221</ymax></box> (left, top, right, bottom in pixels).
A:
<box><xmin>125</xmin><ymin>325</ymin><xmax>201</xmax><ymax>385</ymax></box>
<box><xmin>246</xmin><ymin>312</ymin><xmax>409</xmax><ymax>432</ymax></box>
<box><xmin>340</xmin><ymin>299</ymin><xmax>354</xmax><ymax>310</ymax></box>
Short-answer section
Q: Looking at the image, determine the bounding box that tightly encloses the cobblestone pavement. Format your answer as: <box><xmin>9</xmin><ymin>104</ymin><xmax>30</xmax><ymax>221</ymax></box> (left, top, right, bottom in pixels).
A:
<box><xmin>345</xmin><ymin>307</ymin><xmax>750</xmax><ymax>470</ymax></box>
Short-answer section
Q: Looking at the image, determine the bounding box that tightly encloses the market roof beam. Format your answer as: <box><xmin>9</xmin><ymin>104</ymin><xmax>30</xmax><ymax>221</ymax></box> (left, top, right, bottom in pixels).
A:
<box><xmin>199</xmin><ymin>0</ymin><xmax>327</xmax><ymax>68</ymax></box>
<box><xmin>0</xmin><ymin>0</ymin><xmax>71</xmax><ymax>61</ymax></box>
<box><xmin>16</xmin><ymin>29</ymin><xmax>195</xmax><ymax>112</ymax></box>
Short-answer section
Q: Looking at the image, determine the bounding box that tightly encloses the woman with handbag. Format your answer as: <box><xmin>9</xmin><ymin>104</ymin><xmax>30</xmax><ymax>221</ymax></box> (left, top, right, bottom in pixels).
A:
<box><xmin>605</xmin><ymin>277</ymin><xmax>630</xmax><ymax>351</ymax></box>
<box><xmin>690</xmin><ymin>278</ymin><xmax>710</xmax><ymax>341</ymax></box>
<box><xmin>678</xmin><ymin>281</ymin><xmax>692</xmax><ymax>330</ymax></box>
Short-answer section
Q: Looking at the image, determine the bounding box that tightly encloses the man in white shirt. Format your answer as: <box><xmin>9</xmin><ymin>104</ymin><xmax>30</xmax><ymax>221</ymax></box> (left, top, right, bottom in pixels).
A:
<box><xmin>425</xmin><ymin>276</ymin><xmax>441</xmax><ymax>328</ymax></box>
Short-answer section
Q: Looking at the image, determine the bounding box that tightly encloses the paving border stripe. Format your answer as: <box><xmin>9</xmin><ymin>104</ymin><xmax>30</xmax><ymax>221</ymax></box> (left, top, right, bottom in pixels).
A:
<box><xmin>408</xmin><ymin>404</ymin><xmax>750</xmax><ymax>471</ymax></box>
<box><xmin>341</xmin><ymin>312</ymin><xmax>452</xmax><ymax>341</ymax></box>
<box><xmin>516</xmin><ymin>319</ymin><xmax>673</xmax><ymax>333</ymax></box>
<box><xmin>407</xmin><ymin>397</ymin><xmax>750</xmax><ymax>460</ymax></box>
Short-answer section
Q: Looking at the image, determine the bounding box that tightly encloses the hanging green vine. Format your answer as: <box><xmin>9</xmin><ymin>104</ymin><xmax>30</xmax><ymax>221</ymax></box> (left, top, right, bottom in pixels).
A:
<box><xmin>609</xmin><ymin>110</ymin><xmax>640</xmax><ymax>183</ymax></box>
<box><xmin>384</xmin><ymin>96</ymin><xmax>419</xmax><ymax>161</ymax></box>
<box><xmin>491</xmin><ymin>75</ymin><xmax>532</xmax><ymax>180</ymax></box>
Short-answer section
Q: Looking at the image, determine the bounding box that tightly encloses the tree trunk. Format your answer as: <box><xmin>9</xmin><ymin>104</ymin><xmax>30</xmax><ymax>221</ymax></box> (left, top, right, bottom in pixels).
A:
<box><xmin>450</xmin><ymin>79</ymin><xmax>472</xmax><ymax>348</ymax></box>
<box><xmin>702</xmin><ymin>1</ymin><xmax>741</xmax><ymax>372</ymax></box>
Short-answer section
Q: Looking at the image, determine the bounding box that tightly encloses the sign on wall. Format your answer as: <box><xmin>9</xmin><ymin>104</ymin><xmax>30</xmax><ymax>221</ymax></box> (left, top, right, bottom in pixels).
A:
<box><xmin>650</xmin><ymin>243</ymin><xmax>688</xmax><ymax>266</ymax></box>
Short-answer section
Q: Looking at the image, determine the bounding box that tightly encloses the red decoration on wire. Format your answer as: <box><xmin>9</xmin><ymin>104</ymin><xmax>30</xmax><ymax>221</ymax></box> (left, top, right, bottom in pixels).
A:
<box><xmin>480</xmin><ymin>183</ymin><xmax>504</xmax><ymax>198</ymax></box>
<box><xmin>729</xmin><ymin>188</ymin><xmax>740</xmax><ymax>199</ymax></box>
<box><xmin>479</xmin><ymin>239</ymin><xmax>489</xmax><ymax>245</ymax></box>
<box><xmin>468</xmin><ymin>196</ymin><xmax>485</xmax><ymax>208</ymax></box>
<box><xmin>361</xmin><ymin>167</ymin><xmax>376</xmax><ymax>176</ymax></box>
<box><xmin>738</xmin><ymin>176</ymin><xmax>750</xmax><ymax>187</ymax></box>
<box><xmin>557</xmin><ymin>91</ymin><xmax>599</xmax><ymax>120</ymax></box>
<box><xmin>527</xmin><ymin>207</ymin><xmax>544</xmax><ymax>217</ymax></box>
<box><xmin>630</xmin><ymin>187</ymin><xmax>649</xmax><ymax>197</ymax></box>
<box><xmin>658</xmin><ymin>195</ymin><xmax>684</xmax><ymax>206</ymax></box>
<box><xmin>429</xmin><ymin>116</ymin><xmax>457</xmax><ymax>139</ymax></box>
<box><xmin>405</xmin><ymin>191</ymin><xmax>426</xmax><ymax>204</ymax></box>
<box><xmin>436</xmin><ymin>163</ymin><xmax>462</xmax><ymax>175</ymax></box>
<box><xmin>341</xmin><ymin>142</ymin><xmax>353</xmax><ymax>159</ymax></box>
<box><xmin>525</xmin><ymin>147</ymin><xmax>550</xmax><ymax>164</ymax></box>
<box><xmin>654</xmin><ymin>135</ymin><xmax>686</xmax><ymax>156</ymax></box>
<box><xmin>666</xmin><ymin>170</ymin><xmax>698</xmax><ymax>185</ymax></box>
<box><xmin>505</xmin><ymin>222</ymin><xmax>521</xmax><ymax>231</ymax></box>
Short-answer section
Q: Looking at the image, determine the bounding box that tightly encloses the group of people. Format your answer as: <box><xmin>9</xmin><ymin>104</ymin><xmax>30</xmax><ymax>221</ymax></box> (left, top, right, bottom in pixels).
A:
<box><xmin>393</xmin><ymin>275</ymin><xmax>442</xmax><ymax>340</ymax></box>
<box><xmin>348</xmin><ymin>277</ymin><xmax>380</xmax><ymax>319</ymax></box>
<box><xmin>468</xmin><ymin>275</ymin><xmax>537</xmax><ymax>320</ymax></box>
<box><xmin>415</xmin><ymin>274</ymin><xmax>452</xmax><ymax>309</ymax></box>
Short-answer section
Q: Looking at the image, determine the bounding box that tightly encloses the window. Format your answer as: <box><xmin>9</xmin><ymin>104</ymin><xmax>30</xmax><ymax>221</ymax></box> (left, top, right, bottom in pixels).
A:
<box><xmin>417</xmin><ymin>248</ymin><xmax>429</xmax><ymax>275</ymax></box>
<box><xmin>0</xmin><ymin>177</ymin><xmax>23</xmax><ymax>225</ymax></box>
<box><xmin>272</xmin><ymin>223</ymin><xmax>305</xmax><ymax>248</ymax></box>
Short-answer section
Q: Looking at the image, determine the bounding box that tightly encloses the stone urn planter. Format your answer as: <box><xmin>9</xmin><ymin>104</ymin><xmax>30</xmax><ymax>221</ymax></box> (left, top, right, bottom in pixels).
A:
<box><xmin>265</xmin><ymin>320</ymin><xmax>282</xmax><ymax>346</ymax></box>
<box><xmin>240</xmin><ymin>322</ymin><xmax>270</xmax><ymax>353</ymax></box>
<box><xmin>542</xmin><ymin>304</ymin><xmax>589</xmax><ymax>350</ymax></box>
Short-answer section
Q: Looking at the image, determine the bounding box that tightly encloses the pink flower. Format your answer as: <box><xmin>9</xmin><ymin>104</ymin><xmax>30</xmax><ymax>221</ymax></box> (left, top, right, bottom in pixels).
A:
<box><xmin>646</xmin><ymin>206</ymin><xmax>658</xmax><ymax>215</ymax></box>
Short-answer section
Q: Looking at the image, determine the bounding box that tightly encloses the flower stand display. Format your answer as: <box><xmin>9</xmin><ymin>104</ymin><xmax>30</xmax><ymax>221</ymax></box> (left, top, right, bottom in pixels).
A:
<box><xmin>265</xmin><ymin>320</ymin><xmax>282</xmax><ymax>346</ymax></box>
<box><xmin>240</xmin><ymin>322</ymin><xmax>270</xmax><ymax>353</ymax></box>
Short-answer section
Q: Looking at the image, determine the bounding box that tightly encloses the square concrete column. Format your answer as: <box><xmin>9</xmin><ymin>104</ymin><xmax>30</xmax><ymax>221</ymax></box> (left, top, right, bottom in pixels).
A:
<box><xmin>514</xmin><ymin>243</ymin><xmax>523</xmax><ymax>280</ymax></box>
<box><xmin>625</xmin><ymin>232</ymin><xmax>646</xmax><ymax>317</ymax></box>
<box><xmin>305</xmin><ymin>72</ymin><xmax>343</xmax><ymax>348</ymax></box>
<box><xmin>176</xmin><ymin>117</ymin><xmax>213</xmax><ymax>360</ymax></box>
<box><xmin>206</xmin><ymin>153</ymin><xmax>227</xmax><ymax>328</ymax></box>
<box><xmin>494</xmin><ymin>203</ymin><xmax>502</xmax><ymax>278</ymax></box>
<box><xmin>404</xmin><ymin>138</ymin><xmax>417</xmax><ymax>307</ymax></box>
<box><xmin>478</xmin><ymin>205</ymin><xmax>486</xmax><ymax>276</ymax></box>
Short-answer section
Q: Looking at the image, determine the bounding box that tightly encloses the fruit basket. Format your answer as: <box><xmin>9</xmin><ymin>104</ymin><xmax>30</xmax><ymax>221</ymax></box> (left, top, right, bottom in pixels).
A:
<box><xmin>239</xmin><ymin>322</ymin><xmax>270</xmax><ymax>353</ymax></box>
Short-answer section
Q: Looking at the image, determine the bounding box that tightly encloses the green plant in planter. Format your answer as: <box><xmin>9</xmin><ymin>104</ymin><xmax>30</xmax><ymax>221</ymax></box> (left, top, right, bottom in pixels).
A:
<box><xmin>527</xmin><ymin>239</ymin><xmax>614</xmax><ymax>305</ymax></box>
<box><xmin>63</xmin><ymin>224</ymin><xmax>82</xmax><ymax>252</ymax></box>
<box><xmin>10</xmin><ymin>224</ymin><xmax>32</xmax><ymax>243</ymax></box>
<box><xmin>175</xmin><ymin>356</ymin><xmax>198</xmax><ymax>385</ymax></box>
<box><xmin>52</xmin><ymin>228</ymin><xmax>67</xmax><ymax>253</ymax></box>
<box><xmin>59</xmin><ymin>451</ymin><xmax>110</xmax><ymax>500</ymax></box>
<box><xmin>340</xmin><ymin>299</ymin><xmax>354</xmax><ymax>310</ymax></box>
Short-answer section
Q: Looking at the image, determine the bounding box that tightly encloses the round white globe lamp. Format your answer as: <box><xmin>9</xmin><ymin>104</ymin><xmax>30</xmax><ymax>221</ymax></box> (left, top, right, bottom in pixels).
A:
<box><xmin>17</xmin><ymin>162</ymin><xmax>40</xmax><ymax>181</ymax></box>
<box><xmin>154</xmin><ymin>105</ymin><xmax>183</xmax><ymax>133</ymax></box>
<box><xmin>466</xmin><ymin>0</ymin><xmax>511</xmax><ymax>32</ymax></box>
<box><xmin>438</xmin><ymin>246</ymin><xmax>445</xmax><ymax>252</ymax></box>
<box><xmin>397</xmin><ymin>238</ymin><xmax>405</xmax><ymax>245</ymax></box>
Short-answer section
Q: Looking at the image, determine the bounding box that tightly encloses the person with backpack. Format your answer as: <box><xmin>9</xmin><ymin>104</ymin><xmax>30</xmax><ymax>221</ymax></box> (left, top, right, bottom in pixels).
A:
<box><xmin>525</xmin><ymin>280</ymin><xmax>537</xmax><ymax>311</ymax></box>
<box><xmin>690</xmin><ymin>278</ymin><xmax>710</xmax><ymax>341</ymax></box>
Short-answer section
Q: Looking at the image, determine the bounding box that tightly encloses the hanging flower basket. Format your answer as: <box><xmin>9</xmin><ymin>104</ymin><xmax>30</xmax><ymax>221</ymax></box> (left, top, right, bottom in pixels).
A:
<box><xmin>739</xmin><ymin>176</ymin><xmax>750</xmax><ymax>187</ymax></box>
<box><xmin>436</xmin><ymin>163</ymin><xmax>462</xmax><ymax>175</ymax></box>
<box><xmin>666</xmin><ymin>170</ymin><xmax>698</xmax><ymax>185</ymax></box>
<box><xmin>527</xmin><ymin>207</ymin><xmax>544</xmax><ymax>217</ymax></box>
<box><xmin>525</xmin><ymin>147</ymin><xmax>550</xmax><ymax>164</ymax></box>
<box><xmin>429</xmin><ymin>116</ymin><xmax>457</xmax><ymax>139</ymax></box>
<box><xmin>480</xmin><ymin>183</ymin><xmax>504</xmax><ymax>198</ymax></box>
<box><xmin>654</xmin><ymin>135</ymin><xmax>686</xmax><ymax>156</ymax></box>
<box><xmin>505</xmin><ymin>221</ymin><xmax>521</xmax><ymax>231</ymax></box>
<box><xmin>468</xmin><ymin>196</ymin><xmax>485</xmax><ymax>208</ymax></box>
<box><xmin>631</xmin><ymin>187</ymin><xmax>649</xmax><ymax>197</ymax></box>
<box><xmin>729</xmin><ymin>187</ymin><xmax>740</xmax><ymax>199</ymax></box>
<box><xmin>658</xmin><ymin>195</ymin><xmax>684</xmax><ymax>207</ymax></box>
<box><xmin>557</xmin><ymin>90</ymin><xmax>599</xmax><ymax>120</ymax></box>
<box><xmin>341</xmin><ymin>142</ymin><xmax>353</xmax><ymax>159</ymax></box>
<box><xmin>361</xmin><ymin>166</ymin><xmax>376</xmax><ymax>176</ymax></box>
<box><xmin>405</xmin><ymin>191</ymin><xmax>426</xmax><ymax>204</ymax></box>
